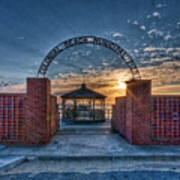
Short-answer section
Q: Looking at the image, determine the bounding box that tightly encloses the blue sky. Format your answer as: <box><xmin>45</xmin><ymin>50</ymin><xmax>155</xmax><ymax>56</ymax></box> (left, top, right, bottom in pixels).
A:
<box><xmin>0</xmin><ymin>0</ymin><xmax>180</xmax><ymax>102</ymax></box>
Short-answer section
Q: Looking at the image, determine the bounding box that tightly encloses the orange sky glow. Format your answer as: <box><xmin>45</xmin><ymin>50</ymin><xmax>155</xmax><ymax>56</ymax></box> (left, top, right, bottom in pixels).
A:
<box><xmin>1</xmin><ymin>60</ymin><xmax>179</xmax><ymax>105</ymax></box>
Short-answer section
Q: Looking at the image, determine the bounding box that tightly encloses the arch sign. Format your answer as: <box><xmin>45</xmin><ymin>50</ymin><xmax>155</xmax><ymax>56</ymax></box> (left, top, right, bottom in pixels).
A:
<box><xmin>38</xmin><ymin>36</ymin><xmax>141</xmax><ymax>79</ymax></box>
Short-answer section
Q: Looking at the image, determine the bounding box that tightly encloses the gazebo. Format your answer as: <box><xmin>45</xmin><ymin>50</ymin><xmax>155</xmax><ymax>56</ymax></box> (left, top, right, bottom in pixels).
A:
<box><xmin>61</xmin><ymin>84</ymin><xmax>106</xmax><ymax>123</ymax></box>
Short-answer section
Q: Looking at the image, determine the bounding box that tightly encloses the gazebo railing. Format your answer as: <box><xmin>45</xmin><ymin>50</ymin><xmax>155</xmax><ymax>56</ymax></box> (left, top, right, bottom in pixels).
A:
<box><xmin>58</xmin><ymin>103</ymin><xmax>113</xmax><ymax>121</ymax></box>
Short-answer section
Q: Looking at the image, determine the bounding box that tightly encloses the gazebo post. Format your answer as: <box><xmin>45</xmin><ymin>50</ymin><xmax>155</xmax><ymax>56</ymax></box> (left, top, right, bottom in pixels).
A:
<box><xmin>73</xmin><ymin>99</ymin><xmax>77</xmax><ymax>109</ymax></box>
<box><xmin>88</xmin><ymin>99</ymin><xmax>91</xmax><ymax>107</ymax></box>
<box><xmin>73</xmin><ymin>99</ymin><xmax>77</xmax><ymax>121</ymax></box>
<box><xmin>93</xmin><ymin>99</ymin><xmax>95</xmax><ymax>120</ymax></box>
<box><xmin>102</xmin><ymin>99</ymin><xmax>105</xmax><ymax>119</ymax></box>
<box><xmin>62</xmin><ymin>99</ymin><xmax>66</xmax><ymax>119</ymax></box>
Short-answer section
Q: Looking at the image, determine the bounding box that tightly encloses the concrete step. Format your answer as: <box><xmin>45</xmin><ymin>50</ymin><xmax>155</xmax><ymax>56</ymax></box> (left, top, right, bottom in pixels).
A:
<box><xmin>57</xmin><ymin>129</ymin><xmax>112</xmax><ymax>135</ymax></box>
<box><xmin>58</xmin><ymin>122</ymin><xmax>112</xmax><ymax>135</ymax></box>
<box><xmin>4</xmin><ymin>157</ymin><xmax>180</xmax><ymax>175</ymax></box>
<box><xmin>58</xmin><ymin>126</ymin><xmax>112</xmax><ymax>135</ymax></box>
<box><xmin>0</xmin><ymin>156</ymin><xmax>26</xmax><ymax>172</ymax></box>
<box><xmin>38</xmin><ymin>154</ymin><xmax>180</xmax><ymax>161</ymax></box>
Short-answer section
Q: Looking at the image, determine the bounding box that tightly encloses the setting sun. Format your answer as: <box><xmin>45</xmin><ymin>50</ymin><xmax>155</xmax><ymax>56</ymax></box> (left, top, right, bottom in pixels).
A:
<box><xmin>117</xmin><ymin>81</ymin><xmax>126</xmax><ymax>89</ymax></box>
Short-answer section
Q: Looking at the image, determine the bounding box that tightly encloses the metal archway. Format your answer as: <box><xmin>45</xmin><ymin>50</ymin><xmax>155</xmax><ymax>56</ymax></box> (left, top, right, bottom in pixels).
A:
<box><xmin>38</xmin><ymin>36</ymin><xmax>141</xmax><ymax>79</ymax></box>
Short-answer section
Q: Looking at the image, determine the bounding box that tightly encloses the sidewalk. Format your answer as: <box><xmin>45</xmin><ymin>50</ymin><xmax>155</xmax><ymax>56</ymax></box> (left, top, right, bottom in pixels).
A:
<box><xmin>2</xmin><ymin>132</ymin><xmax>180</xmax><ymax>174</ymax></box>
<box><xmin>1</xmin><ymin>133</ymin><xmax>180</xmax><ymax>160</ymax></box>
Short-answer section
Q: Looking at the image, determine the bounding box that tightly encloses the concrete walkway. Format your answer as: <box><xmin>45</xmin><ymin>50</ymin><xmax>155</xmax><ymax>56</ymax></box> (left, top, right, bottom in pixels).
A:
<box><xmin>1</xmin><ymin>133</ymin><xmax>180</xmax><ymax>160</ymax></box>
<box><xmin>2</xmin><ymin>130</ymin><xmax>180</xmax><ymax>175</ymax></box>
<box><xmin>1</xmin><ymin>120</ymin><xmax>180</xmax><ymax>173</ymax></box>
<box><xmin>1</xmin><ymin>122</ymin><xmax>180</xmax><ymax>176</ymax></box>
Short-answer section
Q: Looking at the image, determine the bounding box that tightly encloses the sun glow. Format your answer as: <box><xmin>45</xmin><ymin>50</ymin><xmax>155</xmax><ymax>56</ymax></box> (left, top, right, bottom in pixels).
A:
<box><xmin>117</xmin><ymin>81</ymin><xmax>126</xmax><ymax>89</ymax></box>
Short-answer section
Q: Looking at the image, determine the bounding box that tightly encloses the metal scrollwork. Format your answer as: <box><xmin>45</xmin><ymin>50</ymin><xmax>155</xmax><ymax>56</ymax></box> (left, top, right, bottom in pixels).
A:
<box><xmin>37</xmin><ymin>36</ymin><xmax>141</xmax><ymax>79</ymax></box>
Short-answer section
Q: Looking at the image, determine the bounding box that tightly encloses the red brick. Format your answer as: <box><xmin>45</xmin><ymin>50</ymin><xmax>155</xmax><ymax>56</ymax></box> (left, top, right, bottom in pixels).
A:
<box><xmin>26</xmin><ymin>78</ymin><xmax>51</xmax><ymax>145</ymax></box>
<box><xmin>0</xmin><ymin>94</ymin><xmax>26</xmax><ymax>145</ymax></box>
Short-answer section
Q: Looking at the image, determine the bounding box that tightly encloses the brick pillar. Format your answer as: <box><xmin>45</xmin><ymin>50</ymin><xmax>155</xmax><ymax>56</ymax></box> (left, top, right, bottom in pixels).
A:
<box><xmin>112</xmin><ymin>97</ymin><xmax>126</xmax><ymax>136</ymax></box>
<box><xmin>26</xmin><ymin>78</ymin><xmax>51</xmax><ymax>145</ymax></box>
<box><xmin>126</xmin><ymin>80</ymin><xmax>152</xmax><ymax>145</ymax></box>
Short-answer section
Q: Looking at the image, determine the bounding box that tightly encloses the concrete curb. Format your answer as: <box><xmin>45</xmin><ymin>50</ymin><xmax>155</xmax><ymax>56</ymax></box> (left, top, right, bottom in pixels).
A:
<box><xmin>0</xmin><ymin>146</ymin><xmax>6</xmax><ymax>151</ymax></box>
<box><xmin>0</xmin><ymin>156</ymin><xmax>26</xmax><ymax>172</ymax></box>
<box><xmin>1</xmin><ymin>154</ymin><xmax>180</xmax><ymax>172</ymax></box>
<box><xmin>37</xmin><ymin>155</ymin><xmax>180</xmax><ymax>161</ymax></box>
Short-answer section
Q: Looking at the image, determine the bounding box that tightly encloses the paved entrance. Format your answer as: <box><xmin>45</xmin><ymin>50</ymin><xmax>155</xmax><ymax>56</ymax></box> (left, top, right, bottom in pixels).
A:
<box><xmin>2</xmin><ymin>128</ymin><xmax>180</xmax><ymax>175</ymax></box>
<box><xmin>58</xmin><ymin>118</ymin><xmax>112</xmax><ymax>135</ymax></box>
<box><xmin>1</xmin><ymin>132</ymin><xmax>180</xmax><ymax>159</ymax></box>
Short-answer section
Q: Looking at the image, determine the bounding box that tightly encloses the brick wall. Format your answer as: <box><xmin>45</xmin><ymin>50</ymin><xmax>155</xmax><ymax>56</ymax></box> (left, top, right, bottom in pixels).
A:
<box><xmin>112</xmin><ymin>80</ymin><xmax>152</xmax><ymax>145</ymax></box>
<box><xmin>112</xmin><ymin>80</ymin><xmax>180</xmax><ymax>145</ymax></box>
<box><xmin>0</xmin><ymin>78</ymin><xmax>59</xmax><ymax>145</ymax></box>
<box><xmin>0</xmin><ymin>94</ymin><xmax>26</xmax><ymax>144</ymax></box>
<box><xmin>151</xmin><ymin>95</ymin><xmax>180</xmax><ymax>144</ymax></box>
<box><xmin>1</xmin><ymin>77</ymin><xmax>179</xmax><ymax>146</ymax></box>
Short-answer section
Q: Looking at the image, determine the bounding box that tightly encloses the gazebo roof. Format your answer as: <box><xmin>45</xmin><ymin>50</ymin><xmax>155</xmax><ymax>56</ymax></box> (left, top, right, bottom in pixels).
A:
<box><xmin>61</xmin><ymin>84</ymin><xmax>106</xmax><ymax>99</ymax></box>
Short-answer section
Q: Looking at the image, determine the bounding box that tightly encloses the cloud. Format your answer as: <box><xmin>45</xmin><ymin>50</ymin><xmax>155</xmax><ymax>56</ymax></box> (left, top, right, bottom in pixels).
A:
<box><xmin>17</xmin><ymin>36</ymin><xmax>25</xmax><ymax>40</ymax></box>
<box><xmin>133</xmin><ymin>49</ymin><xmax>139</xmax><ymax>54</ymax></box>
<box><xmin>152</xmin><ymin>84</ymin><xmax>180</xmax><ymax>95</ymax></box>
<box><xmin>172</xmin><ymin>52</ymin><xmax>180</xmax><ymax>57</ymax></box>
<box><xmin>156</xmin><ymin>4</ymin><xmax>166</xmax><ymax>9</ymax></box>
<box><xmin>102</xmin><ymin>62</ymin><xmax>109</xmax><ymax>66</ymax></box>
<box><xmin>127</xmin><ymin>19</ymin><xmax>131</xmax><ymax>23</ymax></box>
<box><xmin>144</xmin><ymin>47</ymin><xmax>180</xmax><ymax>54</ymax></box>
<box><xmin>0</xmin><ymin>84</ymin><xmax>26</xmax><ymax>93</ymax></box>
<box><xmin>144</xmin><ymin>47</ymin><xmax>165</xmax><ymax>52</ymax></box>
<box><xmin>112</xmin><ymin>33</ymin><xmax>124</xmax><ymax>38</ymax></box>
<box><xmin>149</xmin><ymin>57</ymin><xmax>171</xmax><ymax>63</ymax></box>
<box><xmin>0</xmin><ymin>59</ymin><xmax>179</xmax><ymax>105</ymax></box>
<box><xmin>51</xmin><ymin>68</ymin><xmax>131</xmax><ymax>103</ymax></box>
<box><xmin>53</xmin><ymin>61</ymin><xmax>58</xmax><ymax>65</ymax></box>
<box><xmin>177</xmin><ymin>22</ymin><xmax>180</xmax><ymax>29</ymax></box>
<box><xmin>164</xmin><ymin>34</ymin><xmax>172</xmax><ymax>41</ymax></box>
<box><xmin>152</xmin><ymin>12</ymin><xmax>161</xmax><ymax>18</ymax></box>
<box><xmin>147</xmin><ymin>29</ymin><xmax>164</xmax><ymax>38</ymax></box>
<box><xmin>141</xmin><ymin>47</ymin><xmax>180</xmax><ymax>65</ymax></box>
<box><xmin>139</xmin><ymin>61</ymin><xmax>180</xmax><ymax>86</ymax></box>
<box><xmin>140</xmin><ymin>25</ymin><xmax>146</xmax><ymax>31</ymax></box>
<box><xmin>50</xmin><ymin>59</ymin><xmax>180</xmax><ymax>104</ymax></box>
<box><xmin>132</xmin><ymin>20</ymin><xmax>138</xmax><ymax>25</ymax></box>
<box><xmin>147</xmin><ymin>14</ymin><xmax>151</xmax><ymax>19</ymax></box>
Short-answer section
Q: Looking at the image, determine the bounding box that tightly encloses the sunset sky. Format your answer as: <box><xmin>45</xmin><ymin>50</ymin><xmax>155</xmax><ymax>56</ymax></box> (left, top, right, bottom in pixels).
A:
<box><xmin>0</xmin><ymin>0</ymin><xmax>180</xmax><ymax>104</ymax></box>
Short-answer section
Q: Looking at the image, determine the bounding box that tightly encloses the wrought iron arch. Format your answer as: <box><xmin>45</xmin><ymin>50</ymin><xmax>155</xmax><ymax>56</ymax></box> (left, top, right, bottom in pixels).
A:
<box><xmin>38</xmin><ymin>36</ymin><xmax>141</xmax><ymax>79</ymax></box>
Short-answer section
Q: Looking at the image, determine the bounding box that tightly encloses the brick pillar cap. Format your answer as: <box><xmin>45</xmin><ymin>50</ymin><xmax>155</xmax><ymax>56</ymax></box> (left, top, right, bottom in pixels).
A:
<box><xmin>126</xmin><ymin>79</ymin><xmax>151</xmax><ymax>84</ymax></box>
<box><xmin>27</xmin><ymin>77</ymin><xmax>50</xmax><ymax>80</ymax></box>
